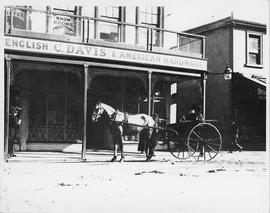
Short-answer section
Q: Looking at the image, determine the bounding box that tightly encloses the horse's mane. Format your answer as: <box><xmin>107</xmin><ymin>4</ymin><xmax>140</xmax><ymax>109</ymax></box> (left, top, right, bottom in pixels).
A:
<box><xmin>100</xmin><ymin>102</ymin><xmax>116</xmax><ymax>115</ymax></box>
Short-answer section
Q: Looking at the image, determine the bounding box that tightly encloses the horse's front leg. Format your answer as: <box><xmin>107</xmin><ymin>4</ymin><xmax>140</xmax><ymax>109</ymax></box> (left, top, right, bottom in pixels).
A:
<box><xmin>111</xmin><ymin>143</ymin><xmax>118</xmax><ymax>162</ymax></box>
<box><xmin>119</xmin><ymin>127</ymin><xmax>125</xmax><ymax>162</ymax></box>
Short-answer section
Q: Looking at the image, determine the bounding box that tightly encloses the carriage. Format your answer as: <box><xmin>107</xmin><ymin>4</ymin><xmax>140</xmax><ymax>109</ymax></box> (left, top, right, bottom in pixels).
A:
<box><xmin>159</xmin><ymin>119</ymin><xmax>222</xmax><ymax>162</ymax></box>
<box><xmin>91</xmin><ymin>101</ymin><xmax>222</xmax><ymax>162</ymax></box>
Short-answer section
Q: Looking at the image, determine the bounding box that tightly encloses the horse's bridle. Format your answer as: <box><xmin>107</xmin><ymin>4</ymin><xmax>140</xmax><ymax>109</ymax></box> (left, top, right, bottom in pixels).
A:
<box><xmin>92</xmin><ymin>104</ymin><xmax>104</xmax><ymax>122</ymax></box>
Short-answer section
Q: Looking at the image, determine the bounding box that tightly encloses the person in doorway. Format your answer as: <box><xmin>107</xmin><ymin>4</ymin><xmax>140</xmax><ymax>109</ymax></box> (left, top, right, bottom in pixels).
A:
<box><xmin>229</xmin><ymin>120</ymin><xmax>243</xmax><ymax>153</ymax></box>
<box><xmin>8</xmin><ymin>106</ymin><xmax>22</xmax><ymax>157</ymax></box>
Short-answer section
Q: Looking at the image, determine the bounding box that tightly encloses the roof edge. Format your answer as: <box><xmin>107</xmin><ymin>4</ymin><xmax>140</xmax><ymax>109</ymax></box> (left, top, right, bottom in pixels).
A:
<box><xmin>185</xmin><ymin>16</ymin><xmax>267</xmax><ymax>34</ymax></box>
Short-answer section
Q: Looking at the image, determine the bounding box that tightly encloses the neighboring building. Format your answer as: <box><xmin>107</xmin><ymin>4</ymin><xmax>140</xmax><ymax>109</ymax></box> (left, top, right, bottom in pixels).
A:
<box><xmin>3</xmin><ymin>6</ymin><xmax>208</xmax><ymax>158</ymax></box>
<box><xmin>186</xmin><ymin>16</ymin><xmax>267</xmax><ymax>150</ymax></box>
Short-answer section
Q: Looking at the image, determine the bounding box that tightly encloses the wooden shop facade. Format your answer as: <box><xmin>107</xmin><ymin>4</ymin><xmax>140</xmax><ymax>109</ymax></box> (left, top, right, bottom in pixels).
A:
<box><xmin>3</xmin><ymin>6</ymin><xmax>208</xmax><ymax>159</ymax></box>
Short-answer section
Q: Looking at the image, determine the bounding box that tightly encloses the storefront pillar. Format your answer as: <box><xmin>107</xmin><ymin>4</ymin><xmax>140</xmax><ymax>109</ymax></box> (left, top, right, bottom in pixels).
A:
<box><xmin>148</xmin><ymin>71</ymin><xmax>152</xmax><ymax>115</ymax></box>
<box><xmin>202</xmin><ymin>72</ymin><xmax>207</xmax><ymax>122</ymax></box>
<box><xmin>81</xmin><ymin>64</ymin><xmax>88</xmax><ymax>161</ymax></box>
<box><xmin>4</xmin><ymin>57</ymin><xmax>11</xmax><ymax>161</ymax></box>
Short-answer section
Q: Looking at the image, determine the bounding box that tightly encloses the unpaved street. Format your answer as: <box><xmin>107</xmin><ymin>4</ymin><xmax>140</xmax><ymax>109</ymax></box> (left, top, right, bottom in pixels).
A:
<box><xmin>0</xmin><ymin>151</ymin><xmax>268</xmax><ymax>213</ymax></box>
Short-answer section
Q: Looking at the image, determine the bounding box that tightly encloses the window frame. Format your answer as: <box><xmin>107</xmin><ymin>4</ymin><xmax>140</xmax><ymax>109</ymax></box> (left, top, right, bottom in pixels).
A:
<box><xmin>245</xmin><ymin>31</ymin><xmax>263</xmax><ymax>68</ymax></box>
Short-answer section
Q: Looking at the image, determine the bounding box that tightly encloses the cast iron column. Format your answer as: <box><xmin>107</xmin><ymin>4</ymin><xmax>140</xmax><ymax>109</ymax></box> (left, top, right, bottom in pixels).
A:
<box><xmin>81</xmin><ymin>64</ymin><xmax>88</xmax><ymax>161</ymax></box>
<box><xmin>202</xmin><ymin>72</ymin><xmax>207</xmax><ymax>122</ymax></box>
<box><xmin>148</xmin><ymin>71</ymin><xmax>152</xmax><ymax>115</ymax></box>
<box><xmin>4</xmin><ymin>56</ymin><xmax>11</xmax><ymax>162</ymax></box>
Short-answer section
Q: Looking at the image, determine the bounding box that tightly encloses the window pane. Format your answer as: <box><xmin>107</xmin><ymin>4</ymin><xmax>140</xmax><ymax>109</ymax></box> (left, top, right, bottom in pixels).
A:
<box><xmin>249</xmin><ymin>53</ymin><xmax>260</xmax><ymax>65</ymax></box>
<box><xmin>100</xmin><ymin>6</ymin><xmax>119</xmax><ymax>19</ymax></box>
<box><xmin>29</xmin><ymin>94</ymin><xmax>47</xmax><ymax>127</ymax></box>
<box><xmin>249</xmin><ymin>36</ymin><xmax>260</xmax><ymax>53</ymax></box>
<box><xmin>170</xmin><ymin>104</ymin><xmax>177</xmax><ymax>124</ymax></box>
<box><xmin>99</xmin><ymin>23</ymin><xmax>119</xmax><ymax>42</ymax></box>
<box><xmin>30</xmin><ymin>71</ymin><xmax>47</xmax><ymax>92</ymax></box>
<box><xmin>67</xmin><ymin>96</ymin><xmax>82</xmax><ymax>128</ymax></box>
<box><xmin>48</xmin><ymin>72</ymin><xmax>65</xmax><ymax>94</ymax></box>
<box><xmin>48</xmin><ymin>95</ymin><xmax>65</xmax><ymax>126</ymax></box>
<box><xmin>140</xmin><ymin>7</ymin><xmax>158</xmax><ymax>25</ymax></box>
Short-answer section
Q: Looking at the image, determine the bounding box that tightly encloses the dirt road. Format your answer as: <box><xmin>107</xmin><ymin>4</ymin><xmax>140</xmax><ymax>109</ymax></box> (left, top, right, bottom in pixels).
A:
<box><xmin>0</xmin><ymin>151</ymin><xmax>268</xmax><ymax>213</ymax></box>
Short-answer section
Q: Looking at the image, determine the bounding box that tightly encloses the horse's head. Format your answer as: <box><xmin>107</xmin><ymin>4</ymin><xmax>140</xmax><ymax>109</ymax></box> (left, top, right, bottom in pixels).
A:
<box><xmin>91</xmin><ymin>101</ymin><xmax>104</xmax><ymax>122</ymax></box>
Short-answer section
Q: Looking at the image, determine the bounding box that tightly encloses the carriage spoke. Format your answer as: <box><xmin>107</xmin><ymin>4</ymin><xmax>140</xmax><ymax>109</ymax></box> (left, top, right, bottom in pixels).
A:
<box><xmin>207</xmin><ymin>140</ymin><xmax>220</xmax><ymax>146</ymax></box>
<box><xmin>191</xmin><ymin>131</ymin><xmax>204</xmax><ymax>141</ymax></box>
<box><xmin>206</xmin><ymin>143</ymin><xmax>218</xmax><ymax>152</ymax></box>
<box><xmin>207</xmin><ymin>150</ymin><xmax>212</xmax><ymax>158</ymax></box>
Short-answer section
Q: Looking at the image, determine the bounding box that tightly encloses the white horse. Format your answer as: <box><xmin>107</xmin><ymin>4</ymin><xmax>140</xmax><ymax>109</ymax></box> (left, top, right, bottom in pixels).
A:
<box><xmin>91</xmin><ymin>101</ymin><xmax>158</xmax><ymax>162</ymax></box>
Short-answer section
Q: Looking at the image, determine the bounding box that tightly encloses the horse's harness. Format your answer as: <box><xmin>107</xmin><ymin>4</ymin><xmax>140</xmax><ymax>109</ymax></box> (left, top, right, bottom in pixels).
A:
<box><xmin>109</xmin><ymin>109</ymin><xmax>149</xmax><ymax>131</ymax></box>
<box><xmin>109</xmin><ymin>109</ymin><xmax>129</xmax><ymax>126</ymax></box>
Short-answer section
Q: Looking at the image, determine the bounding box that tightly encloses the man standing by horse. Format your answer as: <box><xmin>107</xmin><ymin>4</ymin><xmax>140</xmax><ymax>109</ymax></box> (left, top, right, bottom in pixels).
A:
<box><xmin>138</xmin><ymin>113</ymin><xmax>159</xmax><ymax>161</ymax></box>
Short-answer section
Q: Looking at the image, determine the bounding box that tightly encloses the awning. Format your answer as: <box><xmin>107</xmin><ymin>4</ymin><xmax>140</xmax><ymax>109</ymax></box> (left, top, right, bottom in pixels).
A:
<box><xmin>241</xmin><ymin>73</ymin><xmax>266</xmax><ymax>89</ymax></box>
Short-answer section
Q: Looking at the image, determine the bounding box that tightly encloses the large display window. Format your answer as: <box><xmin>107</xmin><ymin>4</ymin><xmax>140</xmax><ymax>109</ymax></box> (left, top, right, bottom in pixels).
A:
<box><xmin>17</xmin><ymin>70</ymin><xmax>83</xmax><ymax>143</ymax></box>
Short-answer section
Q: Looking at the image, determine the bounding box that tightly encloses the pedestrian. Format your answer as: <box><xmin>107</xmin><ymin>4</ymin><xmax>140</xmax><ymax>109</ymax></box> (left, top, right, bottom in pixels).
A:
<box><xmin>146</xmin><ymin>113</ymin><xmax>159</xmax><ymax>161</ymax></box>
<box><xmin>8</xmin><ymin>106</ymin><xmax>22</xmax><ymax>157</ymax></box>
<box><xmin>229</xmin><ymin>120</ymin><xmax>243</xmax><ymax>153</ymax></box>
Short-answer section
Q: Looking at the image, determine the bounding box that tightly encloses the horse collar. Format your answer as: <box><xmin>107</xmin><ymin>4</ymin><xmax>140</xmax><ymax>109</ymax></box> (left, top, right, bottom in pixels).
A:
<box><xmin>109</xmin><ymin>109</ymin><xmax>119</xmax><ymax>125</ymax></box>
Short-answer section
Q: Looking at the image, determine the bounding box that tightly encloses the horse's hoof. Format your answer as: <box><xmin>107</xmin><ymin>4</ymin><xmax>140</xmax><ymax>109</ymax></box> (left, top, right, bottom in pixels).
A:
<box><xmin>119</xmin><ymin>157</ymin><xmax>125</xmax><ymax>162</ymax></box>
<box><xmin>111</xmin><ymin>156</ymin><xmax>117</xmax><ymax>162</ymax></box>
<box><xmin>146</xmin><ymin>157</ymin><xmax>151</xmax><ymax>162</ymax></box>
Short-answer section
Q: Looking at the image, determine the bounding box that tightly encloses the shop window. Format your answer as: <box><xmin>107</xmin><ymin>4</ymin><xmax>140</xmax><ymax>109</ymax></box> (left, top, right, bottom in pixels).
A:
<box><xmin>67</xmin><ymin>96</ymin><xmax>82</xmax><ymax>128</ymax></box>
<box><xmin>48</xmin><ymin>72</ymin><xmax>65</xmax><ymax>94</ymax></box>
<box><xmin>246</xmin><ymin>32</ymin><xmax>263</xmax><ymax>67</ymax></box>
<box><xmin>48</xmin><ymin>95</ymin><xmax>65</xmax><ymax>127</ymax></box>
<box><xmin>30</xmin><ymin>70</ymin><xmax>47</xmax><ymax>92</ymax></box>
<box><xmin>29</xmin><ymin>94</ymin><xmax>47</xmax><ymax>127</ymax></box>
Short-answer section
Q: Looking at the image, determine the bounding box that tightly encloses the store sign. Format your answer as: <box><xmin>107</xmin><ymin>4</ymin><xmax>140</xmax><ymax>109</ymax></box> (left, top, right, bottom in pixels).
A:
<box><xmin>49</xmin><ymin>8</ymin><xmax>75</xmax><ymax>36</ymax></box>
<box><xmin>4</xmin><ymin>36</ymin><xmax>207</xmax><ymax>71</ymax></box>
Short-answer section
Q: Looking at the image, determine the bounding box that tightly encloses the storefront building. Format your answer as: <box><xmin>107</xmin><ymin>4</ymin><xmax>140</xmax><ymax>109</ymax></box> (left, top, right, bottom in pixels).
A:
<box><xmin>3</xmin><ymin>6</ymin><xmax>208</xmax><ymax>159</ymax></box>
<box><xmin>186</xmin><ymin>16</ymin><xmax>268</xmax><ymax>150</ymax></box>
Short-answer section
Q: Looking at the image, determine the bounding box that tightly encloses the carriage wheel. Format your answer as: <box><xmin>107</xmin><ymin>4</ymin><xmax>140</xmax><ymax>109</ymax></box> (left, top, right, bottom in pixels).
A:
<box><xmin>187</xmin><ymin>122</ymin><xmax>222</xmax><ymax>161</ymax></box>
<box><xmin>166</xmin><ymin>129</ymin><xmax>190</xmax><ymax>160</ymax></box>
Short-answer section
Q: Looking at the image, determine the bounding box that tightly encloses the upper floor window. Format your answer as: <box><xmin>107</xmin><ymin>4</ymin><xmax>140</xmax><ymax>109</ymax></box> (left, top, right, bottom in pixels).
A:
<box><xmin>5</xmin><ymin>6</ymin><xmax>31</xmax><ymax>31</ymax></box>
<box><xmin>246</xmin><ymin>32</ymin><xmax>263</xmax><ymax>67</ymax></box>
<box><xmin>140</xmin><ymin>7</ymin><xmax>158</xmax><ymax>26</ymax></box>
<box><xmin>98</xmin><ymin>6</ymin><xmax>125</xmax><ymax>42</ymax></box>
<box><xmin>138</xmin><ymin>7</ymin><xmax>164</xmax><ymax>47</ymax></box>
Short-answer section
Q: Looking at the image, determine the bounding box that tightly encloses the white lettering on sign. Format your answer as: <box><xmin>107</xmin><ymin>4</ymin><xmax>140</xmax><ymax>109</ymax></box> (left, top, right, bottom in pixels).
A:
<box><xmin>4</xmin><ymin>36</ymin><xmax>207</xmax><ymax>71</ymax></box>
